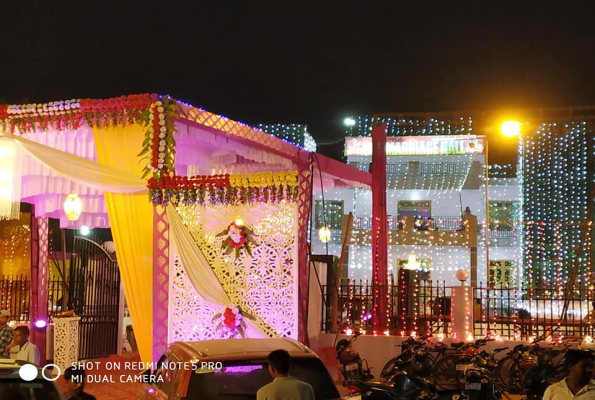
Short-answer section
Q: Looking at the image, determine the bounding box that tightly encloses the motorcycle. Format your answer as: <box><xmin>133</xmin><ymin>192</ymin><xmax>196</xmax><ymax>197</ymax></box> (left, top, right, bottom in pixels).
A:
<box><xmin>454</xmin><ymin>347</ymin><xmax>508</xmax><ymax>400</ymax></box>
<box><xmin>345</xmin><ymin>378</ymin><xmax>438</xmax><ymax>400</ymax></box>
<box><xmin>336</xmin><ymin>331</ymin><xmax>374</xmax><ymax>385</ymax></box>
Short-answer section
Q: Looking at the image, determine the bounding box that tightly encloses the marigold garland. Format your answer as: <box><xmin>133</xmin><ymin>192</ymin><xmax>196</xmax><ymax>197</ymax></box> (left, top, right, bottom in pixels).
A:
<box><xmin>148</xmin><ymin>171</ymin><xmax>299</xmax><ymax>206</ymax></box>
<box><xmin>0</xmin><ymin>94</ymin><xmax>179</xmax><ymax>182</ymax></box>
<box><xmin>137</xmin><ymin>96</ymin><xmax>178</xmax><ymax>179</ymax></box>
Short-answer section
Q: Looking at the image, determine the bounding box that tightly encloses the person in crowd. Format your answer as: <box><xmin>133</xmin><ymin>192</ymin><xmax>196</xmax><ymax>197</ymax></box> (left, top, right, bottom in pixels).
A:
<box><xmin>10</xmin><ymin>326</ymin><xmax>40</xmax><ymax>366</ymax></box>
<box><xmin>257</xmin><ymin>349</ymin><xmax>314</xmax><ymax>400</ymax></box>
<box><xmin>543</xmin><ymin>350</ymin><xmax>595</xmax><ymax>400</ymax></box>
<box><xmin>0</xmin><ymin>310</ymin><xmax>13</xmax><ymax>357</ymax></box>
<box><xmin>64</xmin><ymin>366</ymin><xmax>96</xmax><ymax>400</ymax></box>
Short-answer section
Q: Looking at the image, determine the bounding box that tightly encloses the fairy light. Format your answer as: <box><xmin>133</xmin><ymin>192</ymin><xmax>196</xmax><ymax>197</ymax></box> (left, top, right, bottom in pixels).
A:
<box><xmin>256</xmin><ymin>123</ymin><xmax>317</xmax><ymax>152</ymax></box>
<box><xmin>524</xmin><ymin>121</ymin><xmax>592</xmax><ymax>289</ymax></box>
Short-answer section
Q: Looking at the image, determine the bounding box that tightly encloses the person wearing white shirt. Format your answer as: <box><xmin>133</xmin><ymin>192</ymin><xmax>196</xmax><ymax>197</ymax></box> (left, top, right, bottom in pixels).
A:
<box><xmin>257</xmin><ymin>349</ymin><xmax>314</xmax><ymax>400</ymax></box>
<box><xmin>543</xmin><ymin>350</ymin><xmax>595</xmax><ymax>400</ymax></box>
<box><xmin>11</xmin><ymin>326</ymin><xmax>40</xmax><ymax>366</ymax></box>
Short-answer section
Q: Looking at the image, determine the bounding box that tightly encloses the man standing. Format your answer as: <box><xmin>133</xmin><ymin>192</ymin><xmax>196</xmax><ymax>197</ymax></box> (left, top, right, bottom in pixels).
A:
<box><xmin>0</xmin><ymin>310</ymin><xmax>13</xmax><ymax>357</ymax></box>
<box><xmin>543</xmin><ymin>350</ymin><xmax>595</xmax><ymax>400</ymax></box>
<box><xmin>257</xmin><ymin>349</ymin><xmax>314</xmax><ymax>400</ymax></box>
<box><xmin>11</xmin><ymin>326</ymin><xmax>40</xmax><ymax>366</ymax></box>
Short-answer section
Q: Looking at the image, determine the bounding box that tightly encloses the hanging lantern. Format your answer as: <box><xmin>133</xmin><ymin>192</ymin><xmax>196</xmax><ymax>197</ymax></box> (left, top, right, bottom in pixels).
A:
<box><xmin>318</xmin><ymin>225</ymin><xmax>331</xmax><ymax>243</ymax></box>
<box><xmin>64</xmin><ymin>194</ymin><xmax>82</xmax><ymax>221</ymax></box>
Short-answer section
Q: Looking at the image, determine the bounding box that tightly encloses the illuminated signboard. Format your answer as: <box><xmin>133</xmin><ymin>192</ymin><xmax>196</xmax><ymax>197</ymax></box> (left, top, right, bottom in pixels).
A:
<box><xmin>345</xmin><ymin>135</ymin><xmax>484</xmax><ymax>156</ymax></box>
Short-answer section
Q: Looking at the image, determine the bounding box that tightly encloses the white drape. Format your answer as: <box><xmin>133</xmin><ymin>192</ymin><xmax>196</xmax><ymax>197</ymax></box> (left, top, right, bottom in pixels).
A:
<box><xmin>165</xmin><ymin>203</ymin><xmax>270</xmax><ymax>338</ymax></box>
<box><xmin>2</xmin><ymin>133</ymin><xmax>146</xmax><ymax>193</ymax></box>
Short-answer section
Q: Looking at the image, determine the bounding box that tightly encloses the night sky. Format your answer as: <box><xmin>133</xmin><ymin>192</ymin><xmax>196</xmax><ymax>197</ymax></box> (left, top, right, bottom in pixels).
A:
<box><xmin>2</xmin><ymin>1</ymin><xmax>595</xmax><ymax>163</ymax></box>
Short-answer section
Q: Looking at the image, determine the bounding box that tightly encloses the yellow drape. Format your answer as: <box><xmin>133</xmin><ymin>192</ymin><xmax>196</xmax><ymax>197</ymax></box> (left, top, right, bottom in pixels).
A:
<box><xmin>92</xmin><ymin>124</ymin><xmax>153</xmax><ymax>364</ymax></box>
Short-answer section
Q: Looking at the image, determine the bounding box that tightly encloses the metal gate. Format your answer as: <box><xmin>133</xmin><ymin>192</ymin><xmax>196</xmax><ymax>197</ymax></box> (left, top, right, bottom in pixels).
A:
<box><xmin>69</xmin><ymin>236</ymin><xmax>120</xmax><ymax>360</ymax></box>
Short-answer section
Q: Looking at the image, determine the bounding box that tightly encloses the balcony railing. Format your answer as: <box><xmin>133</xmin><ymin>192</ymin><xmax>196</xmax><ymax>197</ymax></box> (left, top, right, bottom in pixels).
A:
<box><xmin>352</xmin><ymin>216</ymin><xmax>463</xmax><ymax>231</ymax></box>
<box><xmin>353</xmin><ymin>216</ymin><xmax>401</xmax><ymax>230</ymax></box>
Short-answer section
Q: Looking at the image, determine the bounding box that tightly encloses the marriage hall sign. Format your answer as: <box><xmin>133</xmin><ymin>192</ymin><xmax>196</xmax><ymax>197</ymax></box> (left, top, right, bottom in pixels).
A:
<box><xmin>345</xmin><ymin>135</ymin><xmax>485</xmax><ymax>156</ymax></box>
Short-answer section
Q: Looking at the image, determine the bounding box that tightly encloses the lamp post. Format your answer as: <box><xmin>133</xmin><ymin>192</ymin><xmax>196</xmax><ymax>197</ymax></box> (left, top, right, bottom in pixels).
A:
<box><xmin>499</xmin><ymin>121</ymin><xmax>522</xmax><ymax>287</ymax></box>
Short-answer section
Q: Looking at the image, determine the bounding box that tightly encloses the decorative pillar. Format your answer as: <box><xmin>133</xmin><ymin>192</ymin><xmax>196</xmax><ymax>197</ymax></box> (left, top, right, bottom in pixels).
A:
<box><xmin>297</xmin><ymin>163</ymin><xmax>313</xmax><ymax>344</ymax></box>
<box><xmin>152</xmin><ymin>205</ymin><xmax>169</xmax><ymax>363</ymax></box>
<box><xmin>30</xmin><ymin>214</ymin><xmax>49</xmax><ymax>365</ymax></box>
<box><xmin>451</xmin><ymin>270</ymin><xmax>474</xmax><ymax>341</ymax></box>
<box><xmin>371</xmin><ymin>123</ymin><xmax>388</xmax><ymax>331</ymax></box>
<box><xmin>53</xmin><ymin>317</ymin><xmax>80</xmax><ymax>372</ymax></box>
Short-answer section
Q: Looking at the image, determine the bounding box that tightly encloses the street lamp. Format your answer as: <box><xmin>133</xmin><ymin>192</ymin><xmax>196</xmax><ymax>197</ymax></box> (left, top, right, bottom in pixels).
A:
<box><xmin>501</xmin><ymin>121</ymin><xmax>521</xmax><ymax>138</ymax></box>
<box><xmin>344</xmin><ymin>117</ymin><xmax>356</xmax><ymax>136</ymax></box>
<box><xmin>344</xmin><ymin>117</ymin><xmax>356</xmax><ymax>127</ymax></box>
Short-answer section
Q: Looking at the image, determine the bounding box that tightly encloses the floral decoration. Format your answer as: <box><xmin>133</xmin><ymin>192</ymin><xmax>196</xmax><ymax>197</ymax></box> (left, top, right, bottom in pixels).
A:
<box><xmin>0</xmin><ymin>94</ymin><xmax>161</xmax><ymax>134</ymax></box>
<box><xmin>216</xmin><ymin>220</ymin><xmax>258</xmax><ymax>257</ymax></box>
<box><xmin>147</xmin><ymin>171</ymin><xmax>300</xmax><ymax>206</ymax></box>
<box><xmin>211</xmin><ymin>304</ymin><xmax>256</xmax><ymax>338</ymax></box>
<box><xmin>138</xmin><ymin>96</ymin><xmax>179</xmax><ymax>179</ymax></box>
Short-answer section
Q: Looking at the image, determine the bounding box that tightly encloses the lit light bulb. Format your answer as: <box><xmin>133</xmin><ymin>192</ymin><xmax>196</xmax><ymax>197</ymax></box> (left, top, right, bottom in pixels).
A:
<box><xmin>345</xmin><ymin>328</ymin><xmax>353</xmax><ymax>336</ymax></box>
<box><xmin>501</xmin><ymin>121</ymin><xmax>521</xmax><ymax>138</ymax></box>
<box><xmin>318</xmin><ymin>226</ymin><xmax>331</xmax><ymax>243</ymax></box>
<box><xmin>235</xmin><ymin>218</ymin><xmax>244</xmax><ymax>227</ymax></box>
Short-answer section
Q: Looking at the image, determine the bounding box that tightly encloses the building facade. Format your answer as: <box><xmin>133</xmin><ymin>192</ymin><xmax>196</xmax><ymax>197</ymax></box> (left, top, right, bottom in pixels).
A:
<box><xmin>311</xmin><ymin>116</ymin><xmax>522</xmax><ymax>288</ymax></box>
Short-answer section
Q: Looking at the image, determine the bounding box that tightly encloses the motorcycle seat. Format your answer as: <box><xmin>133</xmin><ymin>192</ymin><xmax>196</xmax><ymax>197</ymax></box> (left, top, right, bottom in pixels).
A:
<box><xmin>451</xmin><ymin>342</ymin><xmax>465</xmax><ymax>349</ymax></box>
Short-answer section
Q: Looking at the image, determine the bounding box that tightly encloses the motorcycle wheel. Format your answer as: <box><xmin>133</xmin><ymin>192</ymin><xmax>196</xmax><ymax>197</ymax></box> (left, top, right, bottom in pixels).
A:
<box><xmin>380</xmin><ymin>356</ymin><xmax>400</xmax><ymax>382</ymax></box>
<box><xmin>495</xmin><ymin>355</ymin><xmax>524</xmax><ymax>394</ymax></box>
<box><xmin>432</xmin><ymin>354</ymin><xmax>471</xmax><ymax>391</ymax></box>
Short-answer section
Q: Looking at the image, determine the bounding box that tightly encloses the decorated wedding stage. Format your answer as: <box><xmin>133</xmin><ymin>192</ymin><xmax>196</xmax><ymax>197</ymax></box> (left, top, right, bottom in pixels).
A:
<box><xmin>0</xmin><ymin>94</ymin><xmax>371</xmax><ymax>364</ymax></box>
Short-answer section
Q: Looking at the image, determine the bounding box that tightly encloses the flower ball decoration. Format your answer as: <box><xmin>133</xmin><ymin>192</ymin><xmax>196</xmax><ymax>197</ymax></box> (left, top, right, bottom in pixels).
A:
<box><xmin>212</xmin><ymin>304</ymin><xmax>256</xmax><ymax>338</ymax></box>
<box><xmin>216</xmin><ymin>219</ymin><xmax>257</xmax><ymax>257</ymax></box>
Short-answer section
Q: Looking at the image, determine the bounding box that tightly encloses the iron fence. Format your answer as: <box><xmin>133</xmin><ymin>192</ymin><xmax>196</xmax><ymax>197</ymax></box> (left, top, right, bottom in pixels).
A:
<box><xmin>474</xmin><ymin>285</ymin><xmax>595</xmax><ymax>340</ymax></box>
<box><xmin>322</xmin><ymin>281</ymin><xmax>595</xmax><ymax>340</ymax></box>
<box><xmin>0</xmin><ymin>276</ymin><xmax>67</xmax><ymax>321</ymax></box>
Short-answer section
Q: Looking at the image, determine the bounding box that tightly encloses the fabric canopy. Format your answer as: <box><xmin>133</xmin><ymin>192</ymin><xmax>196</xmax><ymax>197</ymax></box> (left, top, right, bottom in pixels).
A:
<box><xmin>166</xmin><ymin>203</ymin><xmax>269</xmax><ymax>338</ymax></box>
<box><xmin>2</xmin><ymin>133</ymin><xmax>146</xmax><ymax>193</ymax></box>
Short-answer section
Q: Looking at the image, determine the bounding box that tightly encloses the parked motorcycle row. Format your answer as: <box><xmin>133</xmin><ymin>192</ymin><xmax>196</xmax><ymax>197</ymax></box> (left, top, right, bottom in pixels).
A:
<box><xmin>335</xmin><ymin>331</ymin><xmax>586</xmax><ymax>400</ymax></box>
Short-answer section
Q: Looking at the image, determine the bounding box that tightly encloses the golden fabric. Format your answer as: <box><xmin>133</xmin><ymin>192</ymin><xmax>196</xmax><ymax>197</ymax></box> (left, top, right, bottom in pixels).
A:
<box><xmin>0</xmin><ymin>212</ymin><xmax>31</xmax><ymax>276</ymax></box>
<box><xmin>92</xmin><ymin>124</ymin><xmax>153</xmax><ymax>364</ymax></box>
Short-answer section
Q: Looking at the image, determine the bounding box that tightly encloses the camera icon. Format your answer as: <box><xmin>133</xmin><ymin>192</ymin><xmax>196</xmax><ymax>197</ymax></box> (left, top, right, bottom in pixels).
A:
<box><xmin>19</xmin><ymin>363</ymin><xmax>61</xmax><ymax>382</ymax></box>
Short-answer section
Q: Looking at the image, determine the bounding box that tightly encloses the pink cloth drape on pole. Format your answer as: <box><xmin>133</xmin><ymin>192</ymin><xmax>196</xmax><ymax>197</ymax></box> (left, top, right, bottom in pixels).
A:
<box><xmin>371</xmin><ymin>123</ymin><xmax>388</xmax><ymax>331</ymax></box>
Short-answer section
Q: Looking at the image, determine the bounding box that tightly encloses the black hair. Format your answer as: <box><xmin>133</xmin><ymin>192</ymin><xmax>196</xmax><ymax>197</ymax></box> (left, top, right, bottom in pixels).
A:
<box><xmin>14</xmin><ymin>326</ymin><xmax>30</xmax><ymax>337</ymax></box>
<box><xmin>64</xmin><ymin>366</ymin><xmax>86</xmax><ymax>382</ymax></box>
<box><xmin>565</xmin><ymin>350</ymin><xmax>595</xmax><ymax>370</ymax></box>
<box><xmin>267</xmin><ymin>349</ymin><xmax>291</xmax><ymax>375</ymax></box>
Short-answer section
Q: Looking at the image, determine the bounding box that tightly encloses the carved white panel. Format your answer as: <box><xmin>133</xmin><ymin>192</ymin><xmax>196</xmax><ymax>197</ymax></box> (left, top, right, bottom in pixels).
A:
<box><xmin>169</xmin><ymin>202</ymin><xmax>298</xmax><ymax>342</ymax></box>
<box><xmin>53</xmin><ymin>317</ymin><xmax>80</xmax><ymax>372</ymax></box>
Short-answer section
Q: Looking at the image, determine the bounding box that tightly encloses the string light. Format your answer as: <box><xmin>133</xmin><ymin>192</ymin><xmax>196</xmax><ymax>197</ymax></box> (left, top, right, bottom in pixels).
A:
<box><xmin>524</xmin><ymin>122</ymin><xmax>593</xmax><ymax>290</ymax></box>
<box><xmin>256</xmin><ymin>124</ymin><xmax>317</xmax><ymax>152</ymax></box>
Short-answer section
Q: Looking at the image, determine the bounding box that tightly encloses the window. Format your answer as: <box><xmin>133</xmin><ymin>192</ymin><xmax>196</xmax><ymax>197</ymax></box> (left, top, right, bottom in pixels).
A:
<box><xmin>154</xmin><ymin>353</ymin><xmax>182</xmax><ymax>398</ymax></box>
<box><xmin>489</xmin><ymin>260</ymin><xmax>517</xmax><ymax>288</ymax></box>
<box><xmin>314</xmin><ymin>200</ymin><xmax>343</xmax><ymax>229</ymax></box>
<box><xmin>398</xmin><ymin>200</ymin><xmax>431</xmax><ymax>219</ymax></box>
<box><xmin>186</xmin><ymin>358</ymin><xmax>341</xmax><ymax>400</ymax></box>
<box><xmin>489</xmin><ymin>201</ymin><xmax>518</xmax><ymax>231</ymax></box>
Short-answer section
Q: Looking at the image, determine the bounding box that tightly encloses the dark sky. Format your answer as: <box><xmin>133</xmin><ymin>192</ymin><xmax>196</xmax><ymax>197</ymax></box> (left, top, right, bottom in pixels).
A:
<box><xmin>2</xmin><ymin>1</ymin><xmax>595</xmax><ymax>162</ymax></box>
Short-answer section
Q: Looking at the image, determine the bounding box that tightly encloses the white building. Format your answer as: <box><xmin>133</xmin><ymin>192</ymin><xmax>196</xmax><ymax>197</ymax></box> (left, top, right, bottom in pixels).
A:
<box><xmin>311</xmin><ymin>134</ymin><xmax>521</xmax><ymax>288</ymax></box>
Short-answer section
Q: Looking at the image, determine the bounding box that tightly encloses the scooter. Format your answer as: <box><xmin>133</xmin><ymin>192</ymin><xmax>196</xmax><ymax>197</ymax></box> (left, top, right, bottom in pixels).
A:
<box><xmin>335</xmin><ymin>331</ymin><xmax>374</xmax><ymax>385</ymax></box>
